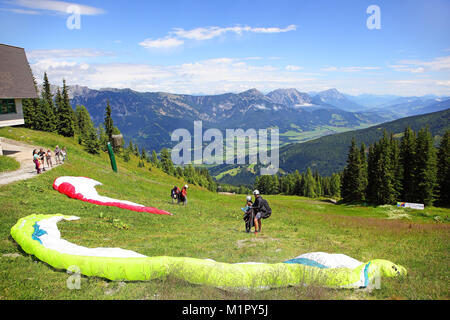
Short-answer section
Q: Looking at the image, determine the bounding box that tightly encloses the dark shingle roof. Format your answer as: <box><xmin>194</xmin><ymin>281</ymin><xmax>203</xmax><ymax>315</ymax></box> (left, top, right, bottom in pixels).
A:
<box><xmin>0</xmin><ymin>44</ymin><xmax>38</xmax><ymax>99</ymax></box>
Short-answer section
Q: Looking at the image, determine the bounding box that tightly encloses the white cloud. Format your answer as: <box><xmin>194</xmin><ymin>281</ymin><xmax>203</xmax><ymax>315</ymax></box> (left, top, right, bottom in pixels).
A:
<box><xmin>286</xmin><ymin>65</ymin><xmax>303</xmax><ymax>71</ymax></box>
<box><xmin>0</xmin><ymin>7</ymin><xmax>41</xmax><ymax>14</ymax></box>
<box><xmin>138</xmin><ymin>37</ymin><xmax>184</xmax><ymax>49</ymax></box>
<box><xmin>436</xmin><ymin>80</ymin><xmax>450</xmax><ymax>87</ymax></box>
<box><xmin>28</xmin><ymin>53</ymin><xmax>450</xmax><ymax>96</ymax></box>
<box><xmin>139</xmin><ymin>24</ymin><xmax>297</xmax><ymax>49</ymax></box>
<box><xmin>29</xmin><ymin>56</ymin><xmax>317</xmax><ymax>94</ymax></box>
<box><xmin>26</xmin><ymin>48</ymin><xmax>111</xmax><ymax>59</ymax></box>
<box><xmin>321</xmin><ymin>66</ymin><xmax>380</xmax><ymax>72</ymax></box>
<box><xmin>8</xmin><ymin>0</ymin><xmax>105</xmax><ymax>15</ymax></box>
<box><xmin>391</xmin><ymin>56</ymin><xmax>450</xmax><ymax>73</ymax></box>
<box><xmin>170</xmin><ymin>24</ymin><xmax>297</xmax><ymax>41</ymax></box>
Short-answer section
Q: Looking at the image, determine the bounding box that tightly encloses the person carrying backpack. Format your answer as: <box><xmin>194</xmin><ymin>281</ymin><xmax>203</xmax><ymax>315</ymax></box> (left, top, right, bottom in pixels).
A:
<box><xmin>171</xmin><ymin>186</ymin><xmax>180</xmax><ymax>203</ymax></box>
<box><xmin>178</xmin><ymin>185</ymin><xmax>188</xmax><ymax>206</ymax></box>
<box><xmin>251</xmin><ymin>190</ymin><xmax>271</xmax><ymax>234</ymax></box>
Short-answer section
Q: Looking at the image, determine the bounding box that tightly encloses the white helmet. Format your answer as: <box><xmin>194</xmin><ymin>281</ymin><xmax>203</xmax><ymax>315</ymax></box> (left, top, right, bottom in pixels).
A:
<box><xmin>246</xmin><ymin>195</ymin><xmax>252</xmax><ymax>201</ymax></box>
<box><xmin>253</xmin><ymin>189</ymin><xmax>260</xmax><ymax>195</ymax></box>
<box><xmin>184</xmin><ymin>184</ymin><xmax>188</xmax><ymax>189</ymax></box>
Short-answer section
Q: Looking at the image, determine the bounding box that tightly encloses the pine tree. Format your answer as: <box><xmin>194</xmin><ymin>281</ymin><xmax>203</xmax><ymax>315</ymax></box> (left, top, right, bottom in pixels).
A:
<box><xmin>57</xmin><ymin>80</ymin><xmax>75</xmax><ymax>137</ymax></box>
<box><xmin>127</xmin><ymin>141</ymin><xmax>134</xmax><ymax>154</ymax></box>
<box><xmin>314</xmin><ymin>170</ymin><xmax>322</xmax><ymax>197</ymax></box>
<box><xmin>151</xmin><ymin>150</ymin><xmax>160</xmax><ymax>168</ymax></box>
<box><xmin>272</xmin><ymin>175</ymin><xmax>280</xmax><ymax>194</ymax></box>
<box><xmin>330</xmin><ymin>173</ymin><xmax>341</xmax><ymax>198</ymax></box>
<box><xmin>366</xmin><ymin>143</ymin><xmax>379</xmax><ymax>203</ymax></box>
<box><xmin>303</xmin><ymin>167</ymin><xmax>316</xmax><ymax>198</ymax></box>
<box><xmin>286</xmin><ymin>174</ymin><xmax>295</xmax><ymax>195</ymax></box>
<box><xmin>414</xmin><ymin>127</ymin><xmax>437</xmax><ymax>206</ymax></box>
<box><xmin>359</xmin><ymin>143</ymin><xmax>368</xmax><ymax>201</ymax></box>
<box><xmin>160</xmin><ymin>148</ymin><xmax>174</xmax><ymax>174</ymax></box>
<box><xmin>54</xmin><ymin>87</ymin><xmax>62</xmax><ymax>129</ymax></box>
<box><xmin>293</xmin><ymin>170</ymin><xmax>302</xmax><ymax>196</ymax></box>
<box><xmin>38</xmin><ymin>98</ymin><xmax>56</xmax><ymax>132</ymax></box>
<box><xmin>377</xmin><ymin>131</ymin><xmax>397</xmax><ymax>205</ymax></box>
<box><xmin>22</xmin><ymin>75</ymin><xmax>39</xmax><ymax>130</ymax></box>
<box><xmin>390</xmin><ymin>134</ymin><xmax>402</xmax><ymax>201</ymax></box>
<box><xmin>341</xmin><ymin>138</ymin><xmax>364</xmax><ymax>202</ymax></box>
<box><xmin>122</xmin><ymin>149</ymin><xmax>131</xmax><ymax>162</ymax></box>
<box><xmin>175</xmin><ymin>167</ymin><xmax>183</xmax><ymax>178</ymax></box>
<box><xmin>22</xmin><ymin>98</ymin><xmax>39</xmax><ymax>129</ymax></box>
<box><xmin>74</xmin><ymin>105</ymin><xmax>95</xmax><ymax>144</ymax></box>
<box><xmin>98</xmin><ymin>125</ymin><xmax>108</xmax><ymax>151</ymax></box>
<box><xmin>436</xmin><ymin>130</ymin><xmax>450</xmax><ymax>207</ymax></box>
<box><xmin>104</xmin><ymin>100</ymin><xmax>114</xmax><ymax>143</ymax></box>
<box><xmin>42</xmin><ymin>72</ymin><xmax>55</xmax><ymax>114</ymax></box>
<box><xmin>85</xmin><ymin>126</ymin><xmax>100</xmax><ymax>154</ymax></box>
<box><xmin>141</xmin><ymin>147</ymin><xmax>147</xmax><ymax>161</ymax></box>
<box><xmin>400</xmin><ymin>127</ymin><xmax>416</xmax><ymax>201</ymax></box>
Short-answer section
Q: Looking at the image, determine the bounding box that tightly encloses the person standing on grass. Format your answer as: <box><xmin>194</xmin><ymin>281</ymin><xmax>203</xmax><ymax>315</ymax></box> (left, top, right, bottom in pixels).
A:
<box><xmin>178</xmin><ymin>184</ymin><xmax>188</xmax><ymax>206</ymax></box>
<box><xmin>242</xmin><ymin>195</ymin><xmax>254</xmax><ymax>233</ymax></box>
<box><xmin>46</xmin><ymin>149</ymin><xmax>53</xmax><ymax>168</ymax></box>
<box><xmin>33</xmin><ymin>149</ymin><xmax>41</xmax><ymax>174</ymax></box>
<box><xmin>171</xmin><ymin>186</ymin><xmax>180</xmax><ymax>204</ymax></box>
<box><xmin>251</xmin><ymin>190</ymin><xmax>271</xmax><ymax>234</ymax></box>
<box><xmin>38</xmin><ymin>148</ymin><xmax>46</xmax><ymax>171</ymax></box>
<box><xmin>54</xmin><ymin>145</ymin><xmax>61</xmax><ymax>164</ymax></box>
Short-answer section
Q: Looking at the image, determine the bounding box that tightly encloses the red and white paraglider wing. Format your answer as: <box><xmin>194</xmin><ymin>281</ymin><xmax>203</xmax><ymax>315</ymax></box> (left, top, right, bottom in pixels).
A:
<box><xmin>53</xmin><ymin>176</ymin><xmax>172</xmax><ymax>215</ymax></box>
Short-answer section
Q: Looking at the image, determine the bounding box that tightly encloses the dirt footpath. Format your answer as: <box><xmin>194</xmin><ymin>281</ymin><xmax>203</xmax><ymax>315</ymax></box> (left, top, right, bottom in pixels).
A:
<box><xmin>0</xmin><ymin>137</ymin><xmax>62</xmax><ymax>186</ymax></box>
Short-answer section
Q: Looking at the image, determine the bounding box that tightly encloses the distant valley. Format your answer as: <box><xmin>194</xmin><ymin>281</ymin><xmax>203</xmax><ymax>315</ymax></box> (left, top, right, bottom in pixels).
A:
<box><xmin>210</xmin><ymin>108</ymin><xmax>450</xmax><ymax>185</ymax></box>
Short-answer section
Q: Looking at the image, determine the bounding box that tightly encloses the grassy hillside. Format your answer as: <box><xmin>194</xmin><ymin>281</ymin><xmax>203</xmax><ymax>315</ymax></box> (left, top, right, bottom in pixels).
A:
<box><xmin>280</xmin><ymin>108</ymin><xmax>450</xmax><ymax>175</ymax></box>
<box><xmin>0</xmin><ymin>127</ymin><xmax>448</xmax><ymax>300</ymax></box>
<box><xmin>0</xmin><ymin>155</ymin><xmax>20</xmax><ymax>173</ymax></box>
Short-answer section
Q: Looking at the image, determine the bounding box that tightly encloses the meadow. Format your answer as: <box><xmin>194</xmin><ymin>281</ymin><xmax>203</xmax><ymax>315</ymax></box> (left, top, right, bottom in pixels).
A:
<box><xmin>0</xmin><ymin>127</ymin><xmax>448</xmax><ymax>300</ymax></box>
<box><xmin>0</xmin><ymin>155</ymin><xmax>20</xmax><ymax>173</ymax></box>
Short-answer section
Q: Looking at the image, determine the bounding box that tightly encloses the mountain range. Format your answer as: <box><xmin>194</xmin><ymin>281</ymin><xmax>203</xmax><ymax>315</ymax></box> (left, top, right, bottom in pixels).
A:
<box><xmin>36</xmin><ymin>83</ymin><xmax>450</xmax><ymax>176</ymax></box>
<box><xmin>54</xmin><ymin>84</ymin><xmax>450</xmax><ymax>185</ymax></box>
<box><xmin>67</xmin><ymin>86</ymin><xmax>403</xmax><ymax>151</ymax></box>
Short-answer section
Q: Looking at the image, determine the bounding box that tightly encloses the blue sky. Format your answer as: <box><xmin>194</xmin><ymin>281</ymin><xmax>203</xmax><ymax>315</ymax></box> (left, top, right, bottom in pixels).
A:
<box><xmin>1</xmin><ymin>0</ymin><xmax>449</xmax><ymax>95</ymax></box>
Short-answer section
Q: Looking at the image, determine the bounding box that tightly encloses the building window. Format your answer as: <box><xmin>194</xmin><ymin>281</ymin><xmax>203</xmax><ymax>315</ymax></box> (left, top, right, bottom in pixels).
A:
<box><xmin>0</xmin><ymin>99</ymin><xmax>16</xmax><ymax>114</ymax></box>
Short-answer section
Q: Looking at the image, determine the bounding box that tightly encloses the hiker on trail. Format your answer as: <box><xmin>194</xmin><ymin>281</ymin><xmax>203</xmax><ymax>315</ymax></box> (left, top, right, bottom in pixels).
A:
<box><xmin>251</xmin><ymin>190</ymin><xmax>272</xmax><ymax>234</ymax></box>
<box><xmin>61</xmin><ymin>147</ymin><xmax>67</xmax><ymax>162</ymax></box>
<box><xmin>171</xmin><ymin>185</ymin><xmax>181</xmax><ymax>203</ymax></box>
<box><xmin>38</xmin><ymin>148</ymin><xmax>46</xmax><ymax>171</ymax></box>
<box><xmin>33</xmin><ymin>149</ymin><xmax>41</xmax><ymax>174</ymax></box>
<box><xmin>55</xmin><ymin>146</ymin><xmax>61</xmax><ymax>164</ymax></box>
<box><xmin>46</xmin><ymin>149</ymin><xmax>53</xmax><ymax>168</ymax></box>
<box><xmin>178</xmin><ymin>184</ymin><xmax>188</xmax><ymax>206</ymax></box>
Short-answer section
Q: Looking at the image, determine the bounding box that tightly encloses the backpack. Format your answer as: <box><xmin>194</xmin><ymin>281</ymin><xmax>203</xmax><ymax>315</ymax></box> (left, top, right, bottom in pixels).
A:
<box><xmin>260</xmin><ymin>198</ymin><xmax>272</xmax><ymax>219</ymax></box>
<box><xmin>171</xmin><ymin>187</ymin><xmax>180</xmax><ymax>197</ymax></box>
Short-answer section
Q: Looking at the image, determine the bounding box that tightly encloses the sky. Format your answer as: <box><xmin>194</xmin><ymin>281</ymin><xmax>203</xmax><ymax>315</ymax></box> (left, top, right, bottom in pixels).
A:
<box><xmin>1</xmin><ymin>0</ymin><xmax>450</xmax><ymax>96</ymax></box>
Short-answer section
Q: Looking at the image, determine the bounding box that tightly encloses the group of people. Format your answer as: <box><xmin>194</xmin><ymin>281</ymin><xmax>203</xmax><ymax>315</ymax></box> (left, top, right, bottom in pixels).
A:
<box><xmin>242</xmin><ymin>190</ymin><xmax>272</xmax><ymax>234</ymax></box>
<box><xmin>171</xmin><ymin>185</ymin><xmax>189</xmax><ymax>206</ymax></box>
<box><xmin>32</xmin><ymin>145</ymin><xmax>66</xmax><ymax>174</ymax></box>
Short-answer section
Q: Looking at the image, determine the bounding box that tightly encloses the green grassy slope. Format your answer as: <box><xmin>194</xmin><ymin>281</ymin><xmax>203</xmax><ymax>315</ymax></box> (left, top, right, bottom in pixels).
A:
<box><xmin>0</xmin><ymin>155</ymin><xmax>20</xmax><ymax>173</ymax></box>
<box><xmin>0</xmin><ymin>127</ymin><xmax>448</xmax><ymax>300</ymax></box>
